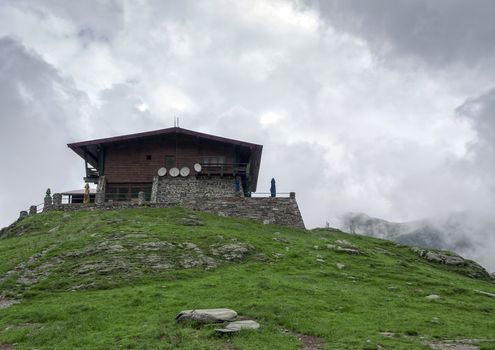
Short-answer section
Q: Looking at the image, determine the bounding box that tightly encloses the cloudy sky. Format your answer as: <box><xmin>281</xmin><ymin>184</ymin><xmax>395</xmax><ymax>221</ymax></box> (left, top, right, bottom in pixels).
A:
<box><xmin>1</xmin><ymin>1</ymin><xmax>495</xmax><ymax>245</ymax></box>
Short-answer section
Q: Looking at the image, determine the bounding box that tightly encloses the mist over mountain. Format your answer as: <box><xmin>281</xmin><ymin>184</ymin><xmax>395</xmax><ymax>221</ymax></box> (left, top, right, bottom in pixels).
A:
<box><xmin>341</xmin><ymin>212</ymin><xmax>495</xmax><ymax>272</ymax></box>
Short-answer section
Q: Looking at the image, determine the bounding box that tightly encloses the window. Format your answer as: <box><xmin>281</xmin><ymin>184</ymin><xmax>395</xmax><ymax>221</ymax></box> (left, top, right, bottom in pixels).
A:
<box><xmin>106</xmin><ymin>184</ymin><xmax>152</xmax><ymax>202</ymax></box>
<box><xmin>201</xmin><ymin>156</ymin><xmax>225</xmax><ymax>165</ymax></box>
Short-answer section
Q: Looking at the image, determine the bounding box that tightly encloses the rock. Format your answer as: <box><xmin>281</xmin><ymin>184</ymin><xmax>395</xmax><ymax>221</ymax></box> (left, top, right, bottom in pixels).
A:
<box><xmin>272</xmin><ymin>237</ymin><xmax>289</xmax><ymax>243</ymax></box>
<box><xmin>379</xmin><ymin>332</ymin><xmax>395</xmax><ymax>338</ymax></box>
<box><xmin>136</xmin><ymin>242</ymin><xmax>172</xmax><ymax>251</ymax></box>
<box><xmin>431</xmin><ymin>316</ymin><xmax>440</xmax><ymax>324</ymax></box>
<box><xmin>75</xmin><ymin>259</ymin><xmax>129</xmax><ymax>275</ymax></box>
<box><xmin>474</xmin><ymin>290</ymin><xmax>495</xmax><ymax>298</ymax></box>
<box><xmin>0</xmin><ymin>296</ymin><xmax>19</xmax><ymax>309</ymax></box>
<box><xmin>425</xmin><ymin>251</ymin><xmax>444</xmax><ymax>263</ymax></box>
<box><xmin>177</xmin><ymin>216</ymin><xmax>204</xmax><ymax>226</ymax></box>
<box><xmin>336</xmin><ymin>246</ymin><xmax>360</xmax><ymax>255</ymax></box>
<box><xmin>215</xmin><ymin>320</ymin><xmax>260</xmax><ymax>333</ymax></box>
<box><xmin>179</xmin><ymin>242</ymin><xmax>200</xmax><ymax>250</ymax></box>
<box><xmin>272</xmin><ymin>253</ymin><xmax>285</xmax><ymax>259</ymax></box>
<box><xmin>175</xmin><ymin>308</ymin><xmax>237</xmax><ymax>324</ymax></box>
<box><xmin>425</xmin><ymin>294</ymin><xmax>441</xmax><ymax>300</ymax></box>
<box><xmin>210</xmin><ymin>243</ymin><xmax>253</xmax><ymax>261</ymax></box>
<box><xmin>335</xmin><ymin>239</ymin><xmax>356</xmax><ymax>248</ymax></box>
<box><xmin>316</xmin><ymin>258</ymin><xmax>325</xmax><ymax>263</ymax></box>
<box><xmin>444</xmin><ymin>255</ymin><xmax>465</xmax><ymax>265</ymax></box>
<box><xmin>180</xmin><ymin>255</ymin><xmax>217</xmax><ymax>270</ymax></box>
<box><xmin>326</xmin><ymin>241</ymin><xmax>360</xmax><ymax>254</ymax></box>
<box><xmin>414</xmin><ymin>248</ymin><xmax>491</xmax><ymax>281</ymax></box>
<box><xmin>336</xmin><ymin>263</ymin><xmax>345</xmax><ymax>269</ymax></box>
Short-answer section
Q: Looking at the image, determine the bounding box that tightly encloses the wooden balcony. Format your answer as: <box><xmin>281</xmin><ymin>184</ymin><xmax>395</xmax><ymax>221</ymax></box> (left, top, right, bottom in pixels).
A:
<box><xmin>200</xmin><ymin>163</ymin><xmax>249</xmax><ymax>177</ymax></box>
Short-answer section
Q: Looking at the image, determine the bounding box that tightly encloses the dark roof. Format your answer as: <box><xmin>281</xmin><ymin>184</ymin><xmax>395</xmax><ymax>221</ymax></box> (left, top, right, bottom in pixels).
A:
<box><xmin>68</xmin><ymin>127</ymin><xmax>262</xmax><ymax>149</ymax></box>
<box><xmin>68</xmin><ymin>127</ymin><xmax>263</xmax><ymax>191</ymax></box>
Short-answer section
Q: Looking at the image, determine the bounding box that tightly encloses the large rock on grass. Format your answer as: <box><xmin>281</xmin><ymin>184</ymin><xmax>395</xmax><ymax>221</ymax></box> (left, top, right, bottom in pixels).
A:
<box><xmin>210</xmin><ymin>243</ymin><xmax>253</xmax><ymax>261</ymax></box>
<box><xmin>215</xmin><ymin>320</ymin><xmax>260</xmax><ymax>333</ymax></box>
<box><xmin>412</xmin><ymin>248</ymin><xmax>492</xmax><ymax>281</ymax></box>
<box><xmin>175</xmin><ymin>308</ymin><xmax>237</xmax><ymax>324</ymax></box>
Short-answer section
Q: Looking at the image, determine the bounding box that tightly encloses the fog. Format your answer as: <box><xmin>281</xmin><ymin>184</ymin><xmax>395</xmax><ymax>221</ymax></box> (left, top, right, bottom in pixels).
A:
<box><xmin>1</xmin><ymin>0</ymin><xmax>494</xmax><ymax>270</ymax></box>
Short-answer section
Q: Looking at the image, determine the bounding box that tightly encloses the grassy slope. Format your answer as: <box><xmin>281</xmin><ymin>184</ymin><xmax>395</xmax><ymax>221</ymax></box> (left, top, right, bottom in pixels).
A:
<box><xmin>0</xmin><ymin>208</ymin><xmax>494</xmax><ymax>350</ymax></box>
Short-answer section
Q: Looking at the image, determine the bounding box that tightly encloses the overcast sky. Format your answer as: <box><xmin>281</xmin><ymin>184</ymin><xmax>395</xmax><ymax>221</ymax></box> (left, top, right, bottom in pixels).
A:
<box><xmin>2</xmin><ymin>1</ymin><xmax>495</xmax><ymax>238</ymax></box>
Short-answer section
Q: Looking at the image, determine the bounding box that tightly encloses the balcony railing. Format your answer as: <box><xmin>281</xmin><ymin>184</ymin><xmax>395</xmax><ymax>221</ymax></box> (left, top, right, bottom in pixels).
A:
<box><xmin>200</xmin><ymin>162</ymin><xmax>248</xmax><ymax>176</ymax></box>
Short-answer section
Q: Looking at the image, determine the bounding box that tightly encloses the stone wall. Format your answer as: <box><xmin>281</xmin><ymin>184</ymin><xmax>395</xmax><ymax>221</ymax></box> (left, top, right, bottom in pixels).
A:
<box><xmin>45</xmin><ymin>196</ymin><xmax>305</xmax><ymax>229</ymax></box>
<box><xmin>152</xmin><ymin>176</ymin><xmax>241</xmax><ymax>203</ymax></box>
<box><xmin>182</xmin><ymin>197</ymin><xmax>305</xmax><ymax>229</ymax></box>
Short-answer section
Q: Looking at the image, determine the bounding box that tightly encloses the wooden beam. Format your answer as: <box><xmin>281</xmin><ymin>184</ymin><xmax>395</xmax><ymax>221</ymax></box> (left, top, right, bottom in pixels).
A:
<box><xmin>81</xmin><ymin>146</ymin><xmax>98</xmax><ymax>164</ymax></box>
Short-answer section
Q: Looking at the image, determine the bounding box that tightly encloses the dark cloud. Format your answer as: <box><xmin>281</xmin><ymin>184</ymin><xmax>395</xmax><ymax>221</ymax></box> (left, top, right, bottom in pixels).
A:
<box><xmin>305</xmin><ymin>0</ymin><xmax>495</xmax><ymax>68</ymax></box>
<box><xmin>0</xmin><ymin>37</ymin><xmax>89</xmax><ymax>225</ymax></box>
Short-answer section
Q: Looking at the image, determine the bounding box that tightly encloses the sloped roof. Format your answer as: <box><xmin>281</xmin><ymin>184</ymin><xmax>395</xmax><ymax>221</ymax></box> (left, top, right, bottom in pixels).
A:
<box><xmin>67</xmin><ymin>127</ymin><xmax>262</xmax><ymax>149</ymax></box>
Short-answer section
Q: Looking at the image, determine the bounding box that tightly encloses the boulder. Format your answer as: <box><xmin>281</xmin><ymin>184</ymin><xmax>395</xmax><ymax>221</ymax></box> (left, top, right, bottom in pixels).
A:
<box><xmin>215</xmin><ymin>320</ymin><xmax>260</xmax><ymax>333</ymax></box>
<box><xmin>425</xmin><ymin>294</ymin><xmax>441</xmax><ymax>300</ymax></box>
<box><xmin>177</xmin><ymin>216</ymin><xmax>204</xmax><ymax>226</ymax></box>
<box><xmin>474</xmin><ymin>290</ymin><xmax>495</xmax><ymax>298</ymax></box>
<box><xmin>424</xmin><ymin>251</ymin><xmax>444</xmax><ymax>263</ymax></box>
<box><xmin>175</xmin><ymin>308</ymin><xmax>237</xmax><ymax>324</ymax></box>
<box><xmin>335</xmin><ymin>239</ymin><xmax>356</xmax><ymax>248</ymax></box>
<box><xmin>210</xmin><ymin>243</ymin><xmax>253</xmax><ymax>261</ymax></box>
<box><xmin>336</xmin><ymin>246</ymin><xmax>360</xmax><ymax>255</ymax></box>
<box><xmin>443</xmin><ymin>255</ymin><xmax>465</xmax><ymax>265</ymax></box>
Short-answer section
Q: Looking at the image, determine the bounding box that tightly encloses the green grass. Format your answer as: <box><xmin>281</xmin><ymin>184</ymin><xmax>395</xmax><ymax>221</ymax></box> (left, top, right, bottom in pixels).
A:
<box><xmin>0</xmin><ymin>208</ymin><xmax>494</xmax><ymax>349</ymax></box>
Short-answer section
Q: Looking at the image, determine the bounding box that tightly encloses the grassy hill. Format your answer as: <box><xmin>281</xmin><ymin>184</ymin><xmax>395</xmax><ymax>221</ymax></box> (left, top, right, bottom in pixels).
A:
<box><xmin>0</xmin><ymin>208</ymin><xmax>494</xmax><ymax>350</ymax></box>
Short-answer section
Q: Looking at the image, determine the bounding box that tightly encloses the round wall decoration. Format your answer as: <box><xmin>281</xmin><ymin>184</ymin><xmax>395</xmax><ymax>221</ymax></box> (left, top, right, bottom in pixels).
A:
<box><xmin>180</xmin><ymin>167</ymin><xmax>191</xmax><ymax>177</ymax></box>
<box><xmin>193</xmin><ymin>163</ymin><xmax>202</xmax><ymax>172</ymax></box>
<box><xmin>157</xmin><ymin>167</ymin><xmax>167</xmax><ymax>177</ymax></box>
<box><xmin>169</xmin><ymin>167</ymin><xmax>180</xmax><ymax>177</ymax></box>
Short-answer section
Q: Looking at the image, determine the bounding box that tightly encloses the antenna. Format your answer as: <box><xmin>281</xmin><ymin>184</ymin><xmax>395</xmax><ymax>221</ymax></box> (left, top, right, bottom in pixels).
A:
<box><xmin>173</xmin><ymin>116</ymin><xmax>180</xmax><ymax>128</ymax></box>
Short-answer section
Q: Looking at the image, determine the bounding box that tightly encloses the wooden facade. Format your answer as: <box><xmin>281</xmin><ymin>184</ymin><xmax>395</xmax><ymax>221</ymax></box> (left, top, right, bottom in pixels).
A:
<box><xmin>68</xmin><ymin>128</ymin><xmax>263</xmax><ymax>201</ymax></box>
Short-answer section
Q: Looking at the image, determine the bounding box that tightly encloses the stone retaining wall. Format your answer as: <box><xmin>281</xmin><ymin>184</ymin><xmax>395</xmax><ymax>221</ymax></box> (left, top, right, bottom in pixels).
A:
<box><xmin>44</xmin><ymin>197</ymin><xmax>305</xmax><ymax>229</ymax></box>
<box><xmin>152</xmin><ymin>176</ymin><xmax>241</xmax><ymax>203</ymax></box>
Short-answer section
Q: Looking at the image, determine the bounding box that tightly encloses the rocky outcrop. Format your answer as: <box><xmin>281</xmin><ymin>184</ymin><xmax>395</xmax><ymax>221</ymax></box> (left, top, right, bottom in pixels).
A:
<box><xmin>412</xmin><ymin>248</ymin><xmax>492</xmax><ymax>281</ymax></box>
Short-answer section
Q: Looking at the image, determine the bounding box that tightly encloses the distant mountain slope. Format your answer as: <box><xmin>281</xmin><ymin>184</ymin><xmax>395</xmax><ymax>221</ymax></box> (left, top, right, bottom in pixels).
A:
<box><xmin>0</xmin><ymin>208</ymin><xmax>494</xmax><ymax>349</ymax></box>
<box><xmin>341</xmin><ymin>212</ymin><xmax>495</xmax><ymax>272</ymax></box>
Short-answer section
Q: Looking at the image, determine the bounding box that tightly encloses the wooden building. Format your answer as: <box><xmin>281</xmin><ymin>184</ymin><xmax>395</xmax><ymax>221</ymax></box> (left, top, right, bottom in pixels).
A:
<box><xmin>68</xmin><ymin>127</ymin><xmax>263</xmax><ymax>202</ymax></box>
